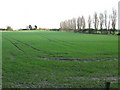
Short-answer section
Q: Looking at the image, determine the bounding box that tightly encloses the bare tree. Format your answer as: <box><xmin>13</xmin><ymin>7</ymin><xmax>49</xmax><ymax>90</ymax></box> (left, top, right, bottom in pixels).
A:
<box><xmin>104</xmin><ymin>10</ymin><xmax>107</xmax><ymax>30</ymax></box>
<box><xmin>67</xmin><ymin>20</ymin><xmax>71</xmax><ymax>30</ymax></box>
<box><xmin>60</xmin><ymin>8</ymin><xmax>117</xmax><ymax>35</ymax></box>
<box><xmin>70</xmin><ymin>18</ymin><xmax>76</xmax><ymax>31</ymax></box>
<box><xmin>72</xmin><ymin>18</ymin><xmax>76</xmax><ymax>31</ymax></box>
<box><xmin>69</xmin><ymin>20</ymin><xmax>73</xmax><ymax>30</ymax></box>
<box><xmin>60</xmin><ymin>18</ymin><xmax>76</xmax><ymax>32</ymax></box>
<box><xmin>93</xmin><ymin>12</ymin><xmax>99</xmax><ymax>33</ymax></box>
<box><xmin>99</xmin><ymin>13</ymin><xmax>104</xmax><ymax>33</ymax></box>
<box><xmin>77</xmin><ymin>17</ymin><xmax>80</xmax><ymax>30</ymax></box>
<box><xmin>88</xmin><ymin>15</ymin><xmax>92</xmax><ymax>29</ymax></box>
<box><xmin>77</xmin><ymin>17</ymin><xmax>82</xmax><ymax>32</ymax></box>
<box><xmin>111</xmin><ymin>8</ymin><xmax>117</xmax><ymax>34</ymax></box>
<box><xmin>108</xmin><ymin>15</ymin><xmax>112</xmax><ymax>34</ymax></box>
<box><xmin>81</xmin><ymin>16</ymin><xmax>86</xmax><ymax>30</ymax></box>
<box><xmin>60</xmin><ymin>21</ymin><xmax>64</xmax><ymax>30</ymax></box>
<box><xmin>88</xmin><ymin>15</ymin><xmax>92</xmax><ymax>33</ymax></box>
<box><xmin>60</xmin><ymin>21</ymin><xmax>67</xmax><ymax>31</ymax></box>
<box><xmin>65</xmin><ymin>20</ymin><xmax>69</xmax><ymax>31</ymax></box>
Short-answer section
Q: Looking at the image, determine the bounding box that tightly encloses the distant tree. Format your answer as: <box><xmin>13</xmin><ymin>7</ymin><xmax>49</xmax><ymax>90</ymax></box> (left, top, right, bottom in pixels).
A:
<box><xmin>60</xmin><ymin>21</ymin><xmax>63</xmax><ymax>30</ymax></box>
<box><xmin>69</xmin><ymin>19</ymin><xmax>73</xmax><ymax>30</ymax></box>
<box><xmin>81</xmin><ymin>16</ymin><xmax>85</xmax><ymax>31</ymax></box>
<box><xmin>60</xmin><ymin>18</ymin><xmax>76</xmax><ymax>32</ymax></box>
<box><xmin>67</xmin><ymin>20</ymin><xmax>70</xmax><ymax>30</ymax></box>
<box><xmin>108</xmin><ymin>15</ymin><xmax>112</xmax><ymax>34</ymax></box>
<box><xmin>64</xmin><ymin>20</ymin><xmax>69</xmax><ymax>30</ymax></box>
<box><xmin>62</xmin><ymin>20</ymin><xmax>66</xmax><ymax>30</ymax></box>
<box><xmin>104</xmin><ymin>10</ymin><xmax>107</xmax><ymax>30</ymax></box>
<box><xmin>6</xmin><ymin>26</ymin><xmax>13</xmax><ymax>31</ymax></box>
<box><xmin>93</xmin><ymin>12</ymin><xmax>99</xmax><ymax>33</ymax></box>
<box><xmin>88</xmin><ymin>15</ymin><xmax>92</xmax><ymax>33</ymax></box>
<box><xmin>77</xmin><ymin>17</ymin><xmax>82</xmax><ymax>32</ymax></box>
<box><xmin>60</xmin><ymin>20</ymin><xmax>69</xmax><ymax>31</ymax></box>
<box><xmin>72</xmin><ymin>18</ymin><xmax>76</xmax><ymax>31</ymax></box>
<box><xmin>99</xmin><ymin>13</ymin><xmax>104</xmax><ymax>33</ymax></box>
<box><xmin>60</xmin><ymin>8</ymin><xmax>117</xmax><ymax>35</ymax></box>
<box><xmin>34</xmin><ymin>25</ymin><xmax>37</xmax><ymax>30</ymax></box>
<box><xmin>77</xmin><ymin>17</ymin><xmax>80</xmax><ymax>30</ymax></box>
<box><xmin>29</xmin><ymin>25</ymin><xmax>32</xmax><ymax>30</ymax></box>
<box><xmin>111</xmin><ymin>8</ymin><xmax>117</xmax><ymax>34</ymax></box>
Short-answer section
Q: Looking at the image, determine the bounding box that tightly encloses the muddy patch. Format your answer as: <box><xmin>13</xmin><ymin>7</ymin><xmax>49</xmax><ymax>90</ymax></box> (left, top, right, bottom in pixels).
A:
<box><xmin>36</xmin><ymin>56</ymin><xmax>118</xmax><ymax>62</ymax></box>
<box><xmin>67</xmin><ymin>76</ymin><xmax>120</xmax><ymax>83</ymax></box>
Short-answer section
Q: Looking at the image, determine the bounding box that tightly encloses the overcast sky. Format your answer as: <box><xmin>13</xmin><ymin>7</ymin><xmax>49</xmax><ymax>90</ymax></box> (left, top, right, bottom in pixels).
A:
<box><xmin>0</xmin><ymin>0</ymin><xmax>119</xmax><ymax>29</ymax></box>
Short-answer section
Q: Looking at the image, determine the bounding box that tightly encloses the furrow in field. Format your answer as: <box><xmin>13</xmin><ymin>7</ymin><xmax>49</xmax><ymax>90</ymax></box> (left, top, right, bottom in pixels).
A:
<box><xmin>4</xmin><ymin>36</ymin><xmax>117</xmax><ymax>62</ymax></box>
<box><xmin>3</xmin><ymin>36</ymin><xmax>98</xmax><ymax>62</ymax></box>
<box><xmin>7</xmin><ymin>33</ymin><xmax>87</xmax><ymax>58</ymax></box>
<box><xmin>3</xmin><ymin>34</ymin><xmax>118</xmax><ymax>62</ymax></box>
<box><xmin>5</xmin><ymin>36</ymin><xmax>54</xmax><ymax>55</ymax></box>
<box><xmin>8</xmin><ymin>35</ymin><xmax>71</xmax><ymax>56</ymax></box>
<box><xmin>14</xmin><ymin>39</ymin><xmax>55</xmax><ymax>55</ymax></box>
<box><xmin>35</xmin><ymin>33</ymin><xmax>71</xmax><ymax>54</ymax></box>
<box><xmin>3</xmin><ymin>36</ymin><xmax>118</xmax><ymax>62</ymax></box>
<box><xmin>4</xmin><ymin>35</ymin><xmax>69</xmax><ymax>58</ymax></box>
<box><xmin>40</xmin><ymin>33</ymin><xmax>96</xmax><ymax>55</ymax></box>
<box><xmin>39</xmin><ymin>33</ymin><xmax>55</xmax><ymax>42</ymax></box>
<box><xmin>40</xmin><ymin>33</ymin><xmax>76</xmax><ymax>47</ymax></box>
<box><xmin>38</xmin><ymin>33</ymin><xmax>77</xmax><ymax>51</ymax></box>
<box><xmin>39</xmin><ymin>33</ymin><xmax>84</xmax><ymax>55</ymax></box>
<box><xmin>3</xmin><ymin>36</ymin><xmax>25</xmax><ymax>53</ymax></box>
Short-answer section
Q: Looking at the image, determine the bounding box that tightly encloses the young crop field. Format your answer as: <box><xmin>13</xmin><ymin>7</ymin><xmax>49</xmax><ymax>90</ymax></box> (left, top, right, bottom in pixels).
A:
<box><xmin>2</xmin><ymin>31</ymin><xmax>119</xmax><ymax>88</ymax></box>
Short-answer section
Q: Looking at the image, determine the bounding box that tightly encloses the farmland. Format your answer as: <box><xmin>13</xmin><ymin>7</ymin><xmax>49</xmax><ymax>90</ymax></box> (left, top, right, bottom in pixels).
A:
<box><xmin>2</xmin><ymin>31</ymin><xmax>119</xmax><ymax>88</ymax></box>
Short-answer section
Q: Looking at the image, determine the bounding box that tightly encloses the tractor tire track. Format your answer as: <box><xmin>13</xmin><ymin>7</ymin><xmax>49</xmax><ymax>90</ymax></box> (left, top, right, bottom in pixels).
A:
<box><xmin>3</xmin><ymin>36</ymin><xmax>97</xmax><ymax>62</ymax></box>
<box><xmin>10</xmin><ymin>35</ymin><xmax>69</xmax><ymax>55</ymax></box>
<box><xmin>3</xmin><ymin>36</ymin><xmax>25</xmax><ymax>53</ymax></box>
<box><xmin>3</xmin><ymin>36</ymin><xmax>118</xmax><ymax>62</ymax></box>
<box><xmin>6</xmin><ymin>36</ymin><xmax>54</xmax><ymax>55</ymax></box>
<box><xmin>40</xmin><ymin>33</ymin><xmax>77</xmax><ymax>47</ymax></box>
<box><xmin>39</xmin><ymin>33</ymin><xmax>82</xmax><ymax>54</ymax></box>
<box><xmin>14</xmin><ymin>39</ymin><xmax>54</xmax><ymax>55</ymax></box>
<box><xmin>4</xmin><ymin>35</ymin><xmax>68</xmax><ymax>57</ymax></box>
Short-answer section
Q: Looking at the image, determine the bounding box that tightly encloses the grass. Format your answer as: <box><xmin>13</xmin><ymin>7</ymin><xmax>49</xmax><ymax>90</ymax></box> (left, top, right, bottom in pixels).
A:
<box><xmin>0</xmin><ymin>31</ymin><xmax>2</xmax><ymax>89</ymax></box>
<box><xmin>2</xmin><ymin>31</ymin><xmax>119</xmax><ymax>88</ymax></box>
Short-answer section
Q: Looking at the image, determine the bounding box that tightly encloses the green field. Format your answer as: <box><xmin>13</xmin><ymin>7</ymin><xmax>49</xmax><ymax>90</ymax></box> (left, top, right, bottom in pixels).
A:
<box><xmin>2</xmin><ymin>31</ymin><xmax>119</xmax><ymax>88</ymax></box>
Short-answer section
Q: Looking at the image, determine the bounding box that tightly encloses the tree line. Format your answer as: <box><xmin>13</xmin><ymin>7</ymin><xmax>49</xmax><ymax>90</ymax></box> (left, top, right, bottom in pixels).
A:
<box><xmin>0</xmin><ymin>25</ymin><xmax>38</xmax><ymax>31</ymax></box>
<box><xmin>60</xmin><ymin>8</ymin><xmax>118</xmax><ymax>35</ymax></box>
